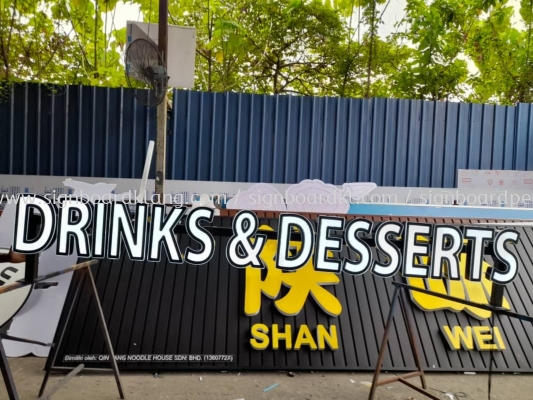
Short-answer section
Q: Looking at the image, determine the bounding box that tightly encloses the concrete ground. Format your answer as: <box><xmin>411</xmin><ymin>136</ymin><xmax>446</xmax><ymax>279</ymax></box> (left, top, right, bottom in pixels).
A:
<box><xmin>1</xmin><ymin>357</ymin><xmax>532</xmax><ymax>400</ymax></box>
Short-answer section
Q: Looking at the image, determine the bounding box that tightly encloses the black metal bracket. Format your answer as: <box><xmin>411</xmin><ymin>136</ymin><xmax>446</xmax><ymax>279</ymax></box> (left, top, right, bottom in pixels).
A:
<box><xmin>34</xmin><ymin>281</ymin><xmax>59</xmax><ymax>290</ymax></box>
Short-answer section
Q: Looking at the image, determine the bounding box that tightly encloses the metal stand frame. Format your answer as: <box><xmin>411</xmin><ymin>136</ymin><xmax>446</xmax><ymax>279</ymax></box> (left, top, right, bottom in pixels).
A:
<box><xmin>1</xmin><ymin>332</ymin><xmax>76</xmax><ymax>400</ymax></box>
<box><xmin>368</xmin><ymin>284</ymin><xmax>440</xmax><ymax>400</ymax></box>
<box><xmin>38</xmin><ymin>265</ymin><xmax>125</xmax><ymax>399</ymax></box>
<box><xmin>0</xmin><ymin>339</ymin><xmax>18</xmax><ymax>400</ymax></box>
<box><xmin>369</xmin><ymin>281</ymin><xmax>533</xmax><ymax>400</ymax></box>
<box><xmin>0</xmin><ymin>260</ymin><xmax>125</xmax><ymax>400</ymax></box>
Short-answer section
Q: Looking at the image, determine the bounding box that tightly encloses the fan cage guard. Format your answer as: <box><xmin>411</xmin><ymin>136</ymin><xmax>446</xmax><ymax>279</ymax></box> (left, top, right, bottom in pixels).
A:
<box><xmin>125</xmin><ymin>38</ymin><xmax>168</xmax><ymax>107</ymax></box>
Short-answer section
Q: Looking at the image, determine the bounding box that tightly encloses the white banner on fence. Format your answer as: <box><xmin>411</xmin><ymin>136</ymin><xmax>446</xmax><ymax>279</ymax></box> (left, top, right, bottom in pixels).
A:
<box><xmin>2</xmin><ymin>174</ymin><xmax>533</xmax><ymax>208</ymax></box>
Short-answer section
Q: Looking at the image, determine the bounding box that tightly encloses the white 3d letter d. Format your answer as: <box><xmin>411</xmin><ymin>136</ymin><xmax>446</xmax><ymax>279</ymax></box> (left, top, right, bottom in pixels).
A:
<box><xmin>12</xmin><ymin>194</ymin><xmax>57</xmax><ymax>254</ymax></box>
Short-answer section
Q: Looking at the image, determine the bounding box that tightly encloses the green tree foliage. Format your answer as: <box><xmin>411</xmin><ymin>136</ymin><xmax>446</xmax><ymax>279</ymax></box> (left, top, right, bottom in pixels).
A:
<box><xmin>3</xmin><ymin>0</ymin><xmax>533</xmax><ymax>104</ymax></box>
<box><xmin>389</xmin><ymin>0</ymin><xmax>471</xmax><ymax>100</ymax></box>
<box><xmin>465</xmin><ymin>0</ymin><xmax>533</xmax><ymax>104</ymax></box>
<box><xmin>0</xmin><ymin>0</ymin><xmax>78</xmax><ymax>83</ymax></box>
<box><xmin>139</xmin><ymin>0</ymin><xmax>354</xmax><ymax>95</ymax></box>
<box><xmin>0</xmin><ymin>0</ymin><xmax>127</xmax><ymax>87</ymax></box>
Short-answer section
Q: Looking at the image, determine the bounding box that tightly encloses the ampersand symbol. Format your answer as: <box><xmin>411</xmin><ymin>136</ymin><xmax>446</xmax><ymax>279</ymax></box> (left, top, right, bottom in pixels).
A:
<box><xmin>226</xmin><ymin>210</ymin><xmax>267</xmax><ymax>268</ymax></box>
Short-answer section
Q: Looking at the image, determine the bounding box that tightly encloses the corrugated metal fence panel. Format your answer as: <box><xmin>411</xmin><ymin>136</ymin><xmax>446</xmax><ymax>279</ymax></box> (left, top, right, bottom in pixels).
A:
<box><xmin>0</xmin><ymin>83</ymin><xmax>157</xmax><ymax>178</ymax></box>
<box><xmin>3</xmin><ymin>82</ymin><xmax>533</xmax><ymax>186</ymax></box>
<box><xmin>49</xmin><ymin>216</ymin><xmax>533</xmax><ymax>373</ymax></box>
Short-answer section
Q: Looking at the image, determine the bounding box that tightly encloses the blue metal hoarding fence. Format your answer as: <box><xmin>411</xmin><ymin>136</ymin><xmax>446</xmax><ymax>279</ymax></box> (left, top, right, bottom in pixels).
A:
<box><xmin>0</xmin><ymin>82</ymin><xmax>531</xmax><ymax>186</ymax></box>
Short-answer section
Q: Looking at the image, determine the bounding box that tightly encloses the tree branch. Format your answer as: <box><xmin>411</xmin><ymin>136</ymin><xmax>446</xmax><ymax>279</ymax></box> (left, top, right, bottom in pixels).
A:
<box><xmin>1</xmin><ymin>0</ymin><xmax>17</xmax><ymax>80</ymax></box>
<box><xmin>35</xmin><ymin>13</ymin><xmax>82</xmax><ymax>80</ymax></box>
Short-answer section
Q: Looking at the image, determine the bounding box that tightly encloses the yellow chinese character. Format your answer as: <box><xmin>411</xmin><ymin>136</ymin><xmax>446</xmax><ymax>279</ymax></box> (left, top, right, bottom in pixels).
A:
<box><xmin>245</xmin><ymin>225</ymin><xmax>342</xmax><ymax>317</ymax></box>
<box><xmin>407</xmin><ymin>236</ymin><xmax>510</xmax><ymax>320</ymax></box>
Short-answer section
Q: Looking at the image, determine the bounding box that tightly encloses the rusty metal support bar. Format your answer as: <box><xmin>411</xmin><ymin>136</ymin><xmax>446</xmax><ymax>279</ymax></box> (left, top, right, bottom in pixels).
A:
<box><xmin>0</xmin><ymin>338</ymin><xmax>18</xmax><ymax>400</ymax></box>
<box><xmin>38</xmin><ymin>363</ymin><xmax>84</xmax><ymax>400</ymax></box>
<box><xmin>0</xmin><ymin>333</ymin><xmax>53</xmax><ymax>348</ymax></box>
<box><xmin>0</xmin><ymin>260</ymin><xmax>98</xmax><ymax>295</ymax></box>
<box><xmin>397</xmin><ymin>378</ymin><xmax>440</xmax><ymax>399</ymax></box>
<box><xmin>370</xmin><ymin>371</ymin><xmax>422</xmax><ymax>386</ymax></box>
<box><xmin>368</xmin><ymin>285</ymin><xmax>439</xmax><ymax>400</ymax></box>
<box><xmin>368</xmin><ymin>286</ymin><xmax>401</xmax><ymax>399</ymax></box>
<box><xmin>393</xmin><ymin>282</ymin><xmax>533</xmax><ymax>323</ymax></box>
<box><xmin>399</xmin><ymin>287</ymin><xmax>428</xmax><ymax>390</ymax></box>
<box><xmin>369</xmin><ymin>281</ymin><xmax>533</xmax><ymax>400</ymax></box>
<box><xmin>37</xmin><ymin>262</ymin><xmax>125</xmax><ymax>399</ymax></box>
<box><xmin>86</xmin><ymin>266</ymin><xmax>125</xmax><ymax>399</ymax></box>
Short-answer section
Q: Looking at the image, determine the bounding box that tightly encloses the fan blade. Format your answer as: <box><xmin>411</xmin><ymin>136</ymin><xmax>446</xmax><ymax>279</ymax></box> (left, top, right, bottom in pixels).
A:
<box><xmin>125</xmin><ymin>38</ymin><xmax>168</xmax><ymax>107</ymax></box>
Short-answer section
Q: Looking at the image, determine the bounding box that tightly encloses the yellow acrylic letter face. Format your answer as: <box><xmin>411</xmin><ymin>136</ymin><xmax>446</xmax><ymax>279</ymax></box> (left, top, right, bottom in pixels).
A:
<box><xmin>441</xmin><ymin>325</ymin><xmax>506</xmax><ymax>351</ymax></box>
<box><xmin>244</xmin><ymin>225</ymin><xmax>342</xmax><ymax>318</ymax></box>
<box><xmin>272</xmin><ymin>324</ymin><xmax>292</xmax><ymax>350</ymax></box>
<box><xmin>250</xmin><ymin>323</ymin><xmax>270</xmax><ymax>350</ymax></box>
<box><xmin>441</xmin><ymin>326</ymin><xmax>474</xmax><ymax>350</ymax></box>
<box><xmin>407</xmin><ymin>237</ymin><xmax>510</xmax><ymax>320</ymax></box>
<box><xmin>294</xmin><ymin>325</ymin><xmax>317</xmax><ymax>350</ymax></box>
<box><xmin>317</xmin><ymin>325</ymin><xmax>339</xmax><ymax>350</ymax></box>
<box><xmin>473</xmin><ymin>326</ymin><xmax>501</xmax><ymax>351</ymax></box>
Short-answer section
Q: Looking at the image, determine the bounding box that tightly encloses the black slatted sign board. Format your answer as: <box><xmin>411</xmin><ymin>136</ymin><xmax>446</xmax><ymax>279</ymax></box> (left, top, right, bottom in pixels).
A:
<box><xmin>48</xmin><ymin>216</ymin><xmax>533</xmax><ymax>372</ymax></box>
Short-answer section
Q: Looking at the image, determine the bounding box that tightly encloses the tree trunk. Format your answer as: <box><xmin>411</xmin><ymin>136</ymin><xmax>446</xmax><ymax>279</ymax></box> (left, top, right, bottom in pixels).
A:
<box><xmin>366</xmin><ymin>1</ymin><xmax>376</xmax><ymax>98</ymax></box>
<box><xmin>273</xmin><ymin>61</ymin><xmax>280</xmax><ymax>94</ymax></box>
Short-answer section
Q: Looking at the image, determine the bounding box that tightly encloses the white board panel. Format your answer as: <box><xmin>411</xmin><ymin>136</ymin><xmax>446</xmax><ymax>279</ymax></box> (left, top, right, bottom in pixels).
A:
<box><xmin>0</xmin><ymin>255</ymin><xmax>31</xmax><ymax>329</ymax></box>
<box><xmin>126</xmin><ymin>21</ymin><xmax>196</xmax><ymax>89</ymax></box>
<box><xmin>458</xmin><ymin>169</ymin><xmax>533</xmax><ymax>190</ymax></box>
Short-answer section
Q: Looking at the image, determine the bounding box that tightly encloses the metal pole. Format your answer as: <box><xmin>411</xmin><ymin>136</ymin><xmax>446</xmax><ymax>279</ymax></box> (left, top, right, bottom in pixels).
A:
<box><xmin>86</xmin><ymin>267</ymin><xmax>125</xmax><ymax>399</ymax></box>
<box><xmin>155</xmin><ymin>0</ymin><xmax>168</xmax><ymax>198</ymax></box>
<box><xmin>368</xmin><ymin>286</ymin><xmax>399</xmax><ymax>400</ymax></box>
<box><xmin>38</xmin><ymin>274</ymin><xmax>85</xmax><ymax>398</ymax></box>
<box><xmin>0</xmin><ymin>339</ymin><xmax>19</xmax><ymax>400</ymax></box>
